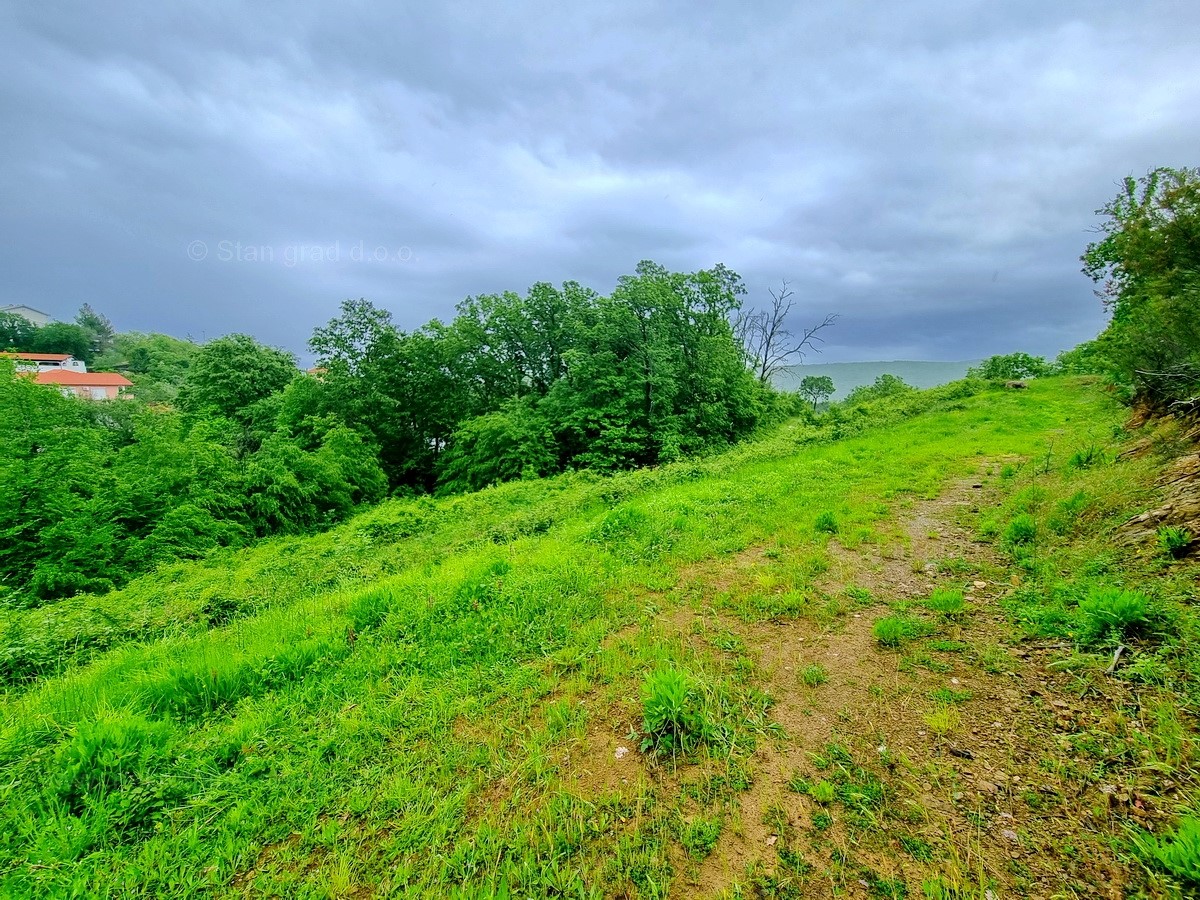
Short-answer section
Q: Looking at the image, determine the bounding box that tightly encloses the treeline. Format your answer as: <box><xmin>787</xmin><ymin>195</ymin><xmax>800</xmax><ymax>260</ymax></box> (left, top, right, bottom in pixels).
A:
<box><xmin>1</xmin><ymin>262</ymin><xmax>790</xmax><ymax>602</ymax></box>
<box><xmin>295</xmin><ymin>261</ymin><xmax>773</xmax><ymax>492</ymax></box>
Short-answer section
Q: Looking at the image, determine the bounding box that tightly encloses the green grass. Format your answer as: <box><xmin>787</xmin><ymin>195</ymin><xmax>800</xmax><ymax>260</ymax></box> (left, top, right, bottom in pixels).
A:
<box><xmin>0</xmin><ymin>378</ymin><xmax>1125</xmax><ymax>897</ymax></box>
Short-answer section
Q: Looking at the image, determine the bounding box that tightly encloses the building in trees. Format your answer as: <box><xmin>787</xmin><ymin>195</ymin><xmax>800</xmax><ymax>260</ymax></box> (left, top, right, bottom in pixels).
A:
<box><xmin>0</xmin><ymin>304</ymin><xmax>52</xmax><ymax>327</ymax></box>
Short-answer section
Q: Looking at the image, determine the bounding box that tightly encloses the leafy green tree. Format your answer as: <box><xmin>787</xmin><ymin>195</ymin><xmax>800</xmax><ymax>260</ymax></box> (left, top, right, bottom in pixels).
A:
<box><xmin>845</xmin><ymin>374</ymin><xmax>916</xmax><ymax>405</ymax></box>
<box><xmin>438</xmin><ymin>399</ymin><xmax>556</xmax><ymax>493</ymax></box>
<box><xmin>30</xmin><ymin>323</ymin><xmax>95</xmax><ymax>363</ymax></box>
<box><xmin>798</xmin><ymin>375</ymin><xmax>835</xmax><ymax>409</ymax></box>
<box><xmin>75</xmin><ymin>304</ymin><xmax>115</xmax><ymax>356</ymax></box>
<box><xmin>1082</xmin><ymin>166</ymin><xmax>1200</xmax><ymax>404</ymax></box>
<box><xmin>177</xmin><ymin>334</ymin><xmax>297</xmax><ymax>425</ymax></box>
<box><xmin>0</xmin><ymin>313</ymin><xmax>36</xmax><ymax>350</ymax></box>
<box><xmin>968</xmin><ymin>353</ymin><xmax>1050</xmax><ymax>381</ymax></box>
<box><xmin>93</xmin><ymin>332</ymin><xmax>198</xmax><ymax>402</ymax></box>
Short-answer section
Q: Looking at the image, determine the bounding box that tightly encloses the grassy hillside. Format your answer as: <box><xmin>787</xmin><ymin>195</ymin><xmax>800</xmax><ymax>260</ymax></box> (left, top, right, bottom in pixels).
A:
<box><xmin>774</xmin><ymin>360</ymin><xmax>979</xmax><ymax>400</ymax></box>
<box><xmin>3</xmin><ymin>378</ymin><xmax>1197</xmax><ymax>897</ymax></box>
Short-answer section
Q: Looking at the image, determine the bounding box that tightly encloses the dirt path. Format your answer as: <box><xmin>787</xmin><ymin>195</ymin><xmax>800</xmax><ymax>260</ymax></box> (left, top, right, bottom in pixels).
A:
<box><xmin>651</xmin><ymin>468</ymin><xmax>1133</xmax><ymax>898</ymax></box>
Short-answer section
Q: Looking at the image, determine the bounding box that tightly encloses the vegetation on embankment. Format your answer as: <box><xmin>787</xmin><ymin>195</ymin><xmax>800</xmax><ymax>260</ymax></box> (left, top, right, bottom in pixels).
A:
<box><xmin>6</xmin><ymin>376</ymin><xmax>1177</xmax><ymax>898</ymax></box>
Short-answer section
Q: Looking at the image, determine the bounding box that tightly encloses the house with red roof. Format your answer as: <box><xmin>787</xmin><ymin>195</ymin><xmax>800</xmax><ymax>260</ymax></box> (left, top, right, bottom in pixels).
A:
<box><xmin>34</xmin><ymin>369</ymin><xmax>133</xmax><ymax>400</ymax></box>
<box><xmin>0</xmin><ymin>351</ymin><xmax>88</xmax><ymax>373</ymax></box>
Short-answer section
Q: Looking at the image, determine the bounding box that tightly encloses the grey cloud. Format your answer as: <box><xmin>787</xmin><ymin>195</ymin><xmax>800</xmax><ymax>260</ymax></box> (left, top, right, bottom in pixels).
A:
<box><xmin>1</xmin><ymin>1</ymin><xmax>1197</xmax><ymax>361</ymax></box>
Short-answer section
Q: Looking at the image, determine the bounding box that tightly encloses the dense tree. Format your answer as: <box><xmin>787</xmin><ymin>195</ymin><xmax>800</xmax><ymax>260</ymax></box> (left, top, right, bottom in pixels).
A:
<box><xmin>0</xmin><ymin>313</ymin><xmax>36</xmax><ymax>350</ymax></box>
<box><xmin>967</xmin><ymin>353</ymin><xmax>1051</xmax><ymax>381</ymax></box>
<box><xmin>177</xmin><ymin>334</ymin><xmax>297</xmax><ymax>425</ymax></box>
<box><xmin>75</xmin><ymin>304</ymin><xmax>115</xmax><ymax>355</ymax></box>
<box><xmin>799</xmin><ymin>375</ymin><xmax>835</xmax><ymax>409</ymax></box>
<box><xmin>1082</xmin><ymin>166</ymin><xmax>1200</xmax><ymax>405</ymax></box>
<box><xmin>30</xmin><ymin>323</ymin><xmax>96</xmax><ymax>364</ymax></box>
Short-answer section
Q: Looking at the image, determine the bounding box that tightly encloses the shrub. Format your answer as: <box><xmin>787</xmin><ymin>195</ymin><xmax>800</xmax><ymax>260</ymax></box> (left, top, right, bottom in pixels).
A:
<box><xmin>1158</xmin><ymin>525</ymin><xmax>1192</xmax><ymax>559</ymax></box>
<box><xmin>814</xmin><ymin>511</ymin><xmax>839</xmax><ymax>534</ymax></box>
<box><xmin>1003</xmin><ymin>514</ymin><xmax>1038</xmax><ymax>546</ymax></box>
<box><xmin>1077</xmin><ymin>586</ymin><xmax>1152</xmax><ymax>646</ymax></box>
<box><xmin>1134</xmin><ymin>816</ymin><xmax>1200</xmax><ymax>888</ymax></box>
<box><xmin>641</xmin><ymin>667</ymin><xmax>709</xmax><ymax>755</ymax></box>
<box><xmin>967</xmin><ymin>352</ymin><xmax>1051</xmax><ymax>381</ymax></box>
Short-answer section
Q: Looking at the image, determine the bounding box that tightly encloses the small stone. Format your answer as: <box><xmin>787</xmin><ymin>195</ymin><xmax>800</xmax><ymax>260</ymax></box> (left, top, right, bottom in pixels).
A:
<box><xmin>974</xmin><ymin>581</ymin><xmax>987</xmax><ymax>589</ymax></box>
<box><xmin>1002</xmin><ymin>829</ymin><xmax>1019</xmax><ymax>842</ymax></box>
<box><xmin>614</xmin><ymin>746</ymin><xmax>630</xmax><ymax>760</ymax></box>
<box><xmin>767</xmin><ymin>835</ymin><xmax>778</xmax><ymax>846</ymax></box>
<box><xmin>950</xmin><ymin>677</ymin><xmax>960</xmax><ymax>685</ymax></box>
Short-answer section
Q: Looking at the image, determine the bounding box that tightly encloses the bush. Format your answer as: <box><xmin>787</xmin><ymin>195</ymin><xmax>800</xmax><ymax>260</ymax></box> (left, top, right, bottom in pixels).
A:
<box><xmin>1135</xmin><ymin>816</ymin><xmax>1200</xmax><ymax>888</ymax></box>
<box><xmin>1158</xmin><ymin>525</ymin><xmax>1192</xmax><ymax>559</ymax></box>
<box><xmin>1077</xmin><ymin>586</ymin><xmax>1152</xmax><ymax>646</ymax></box>
<box><xmin>641</xmin><ymin>668</ymin><xmax>710</xmax><ymax>755</ymax></box>
<box><xmin>800</xmin><ymin>664</ymin><xmax>828</xmax><ymax>686</ymax></box>
<box><xmin>967</xmin><ymin>353</ymin><xmax>1051</xmax><ymax>381</ymax></box>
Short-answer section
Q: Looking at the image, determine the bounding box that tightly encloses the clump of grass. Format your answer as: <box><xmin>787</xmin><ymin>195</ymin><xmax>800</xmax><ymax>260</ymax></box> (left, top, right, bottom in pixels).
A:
<box><xmin>800</xmin><ymin>664</ymin><xmax>828</xmax><ymax>687</ymax></box>
<box><xmin>640</xmin><ymin>667</ymin><xmax>710</xmax><ymax>755</ymax></box>
<box><xmin>1077</xmin><ymin>586</ymin><xmax>1152</xmax><ymax>647</ymax></box>
<box><xmin>924</xmin><ymin>706</ymin><xmax>961</xmax><ymax>737</ymax></box>
<box><xmin>681</xmin><ymin>817</ymin><xmax>722</xmax><ymax>859</ymax></box>
<box><xmin>1067</xmin><ymin>445</ymin><xmax>1105</xmax><ymax>470</ymax></box>
<box><xmin>809</xmin><ymin>780</ymin><xmax>837</xmax><ymax>804</ymax></box>
<box><xmin>1003</xmin><ymin>514</ymin><xmax>1038</xmax><ymax>546</ymax></box>
<box><xmin>929</xmin><ymin>687</ymin><xmax>972</xmax><ymax>705</ymax></box>
<box><xmin>924</xmin><ymin>588</ymin><xmax>966</xmax><ymax>619</ymax></box>
<box><xmin>872</xmin><ymin>615</ymin><xmax>931</xmax><ymax>648</ymax></box>
<box><xmin>814</xmin><ymin>511</ymin><xmax>839</xmax><ymax>534</ymax></box>
<box><xmin>1133</xmin><ymin>815</ymin><xmax>1200</xmax><ymax>888</ymax></box>
<box><xmin>1158</xmin><ymin>525</ymin><xmax>1192</xmax><ymax>559</ymax></box>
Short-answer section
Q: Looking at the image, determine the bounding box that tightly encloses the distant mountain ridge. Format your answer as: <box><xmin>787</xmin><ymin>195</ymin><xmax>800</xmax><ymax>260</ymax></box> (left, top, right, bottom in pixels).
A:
<box><xmin>774</xmin><ymin>360</ymin><xmax>980</xmax><ymax>401</ymax></box>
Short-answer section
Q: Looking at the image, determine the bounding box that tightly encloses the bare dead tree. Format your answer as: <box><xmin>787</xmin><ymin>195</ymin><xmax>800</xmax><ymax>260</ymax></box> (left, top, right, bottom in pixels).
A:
<box><xmin>735</xmin><ymin>280</ymin><xmax>837</xmax><ymax>383</ymax></box>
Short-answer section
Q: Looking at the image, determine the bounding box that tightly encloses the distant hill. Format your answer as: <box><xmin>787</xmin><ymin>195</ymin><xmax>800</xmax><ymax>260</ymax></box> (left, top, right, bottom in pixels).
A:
<box><xmin>774</xmin><ymin>360</ymin><xmax>980</xmax><ymax>401</ymax></box>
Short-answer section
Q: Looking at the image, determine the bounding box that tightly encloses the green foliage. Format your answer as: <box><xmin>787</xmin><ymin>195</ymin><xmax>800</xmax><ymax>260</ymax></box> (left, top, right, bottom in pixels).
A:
<box><xmin>438</xmin><ymin>399</ymin><xmax>556</xmax><ymax>493</ymax></box>
<box><xmin>1067</xmin><ymin>445</ymin><xmax>1105</xmax><ymax>470</ymax></box>
<box><xmin>924</xmin><ymin>588</ymin><xmax>966</xmax><ymax>618</ymax></box>
<box><xmin>681</xmin><ymin>817</ymin><xmax>722</xmax><ymax>858</ymax></box>
<box><xmin>640</xmin><ymin>667</ymin><xmax>710</xmax><ymax>755</ymax></box>
<box><xmin>968</xmin><ymin>352</ymin><xmax>1051</xmax><ymax>381</ymax></box>
<box><xmin>1158</xmin><ymin>525</ymin><xmax>1192</xmax><ymax>559</ymax></box>
<box><xmin>1077</xmin><ymin>586</ymin><xmax>1152</xmax><ymax>647</ymax></box>
<box><xmin>799</xmin><ymin>375</ymin><xmax>835</xmax><ymax>409</ymax></box>
<box><xmin>814</xmin><ymin>511</ymin><xmax>839</xmax><ymax>534</ymax></box>
<box><xmin>872</xmin><ymin>615</ymin><xmax>931</xmax><ymax>648</ymax></box>
<box><xmin>1082</xmin><ymin>166</ymin><xmax>1200</xmax><ymax>405</ymax></box>
<box><xmin>177</xmin><ymin>334</ymin><xmax>297</xmax><ymax>425</ymax></box>
<box><xmin>0</xmin><ymin>312</ymin><xmax>37</xmax><ymax>350</ymax></box>
<box><xmin>800</xmin><ymin>664</ymin><xmax>828</xmax><ymax>687</ymax></box>
<box><xmin>1003</xmin><ymin>514</ymin><xmax>1038</xmax><ymax>546</ymax></box>
<box><xmin>1134</xmin><ymin>816</ymin><xmax>1200</xmax><ymax>888</ymax></box>
<box><xmin>30</xmin><ymin>322</ymin><xmax>97</xmax><ymax>364</ymax></box>
<box><xmin>845</xmin><ymin>373</ymin><xmax>916</xmax><ymax>405</ymax></box>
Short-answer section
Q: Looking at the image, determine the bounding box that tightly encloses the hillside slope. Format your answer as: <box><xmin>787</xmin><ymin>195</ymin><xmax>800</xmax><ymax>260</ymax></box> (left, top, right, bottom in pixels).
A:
<box><xmin>4</xmin><ymin>379</ymin><xmax>1195</xmax><ymax>898</ymax></box>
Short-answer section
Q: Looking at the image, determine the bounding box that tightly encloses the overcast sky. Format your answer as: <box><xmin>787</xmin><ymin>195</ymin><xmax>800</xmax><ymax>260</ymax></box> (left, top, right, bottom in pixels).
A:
<box><xmin>2</xmin><ymin>2</ymin><xmax>1198</xmax><ymax>362</ymax></box>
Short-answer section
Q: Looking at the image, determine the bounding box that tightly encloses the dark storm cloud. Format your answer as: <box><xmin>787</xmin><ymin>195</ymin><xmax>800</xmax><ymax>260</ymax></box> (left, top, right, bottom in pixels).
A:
<box><xmin>2</xmin><ymin>1</ymin><xmax>1198</xmax><ymax>360</ymax></box>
